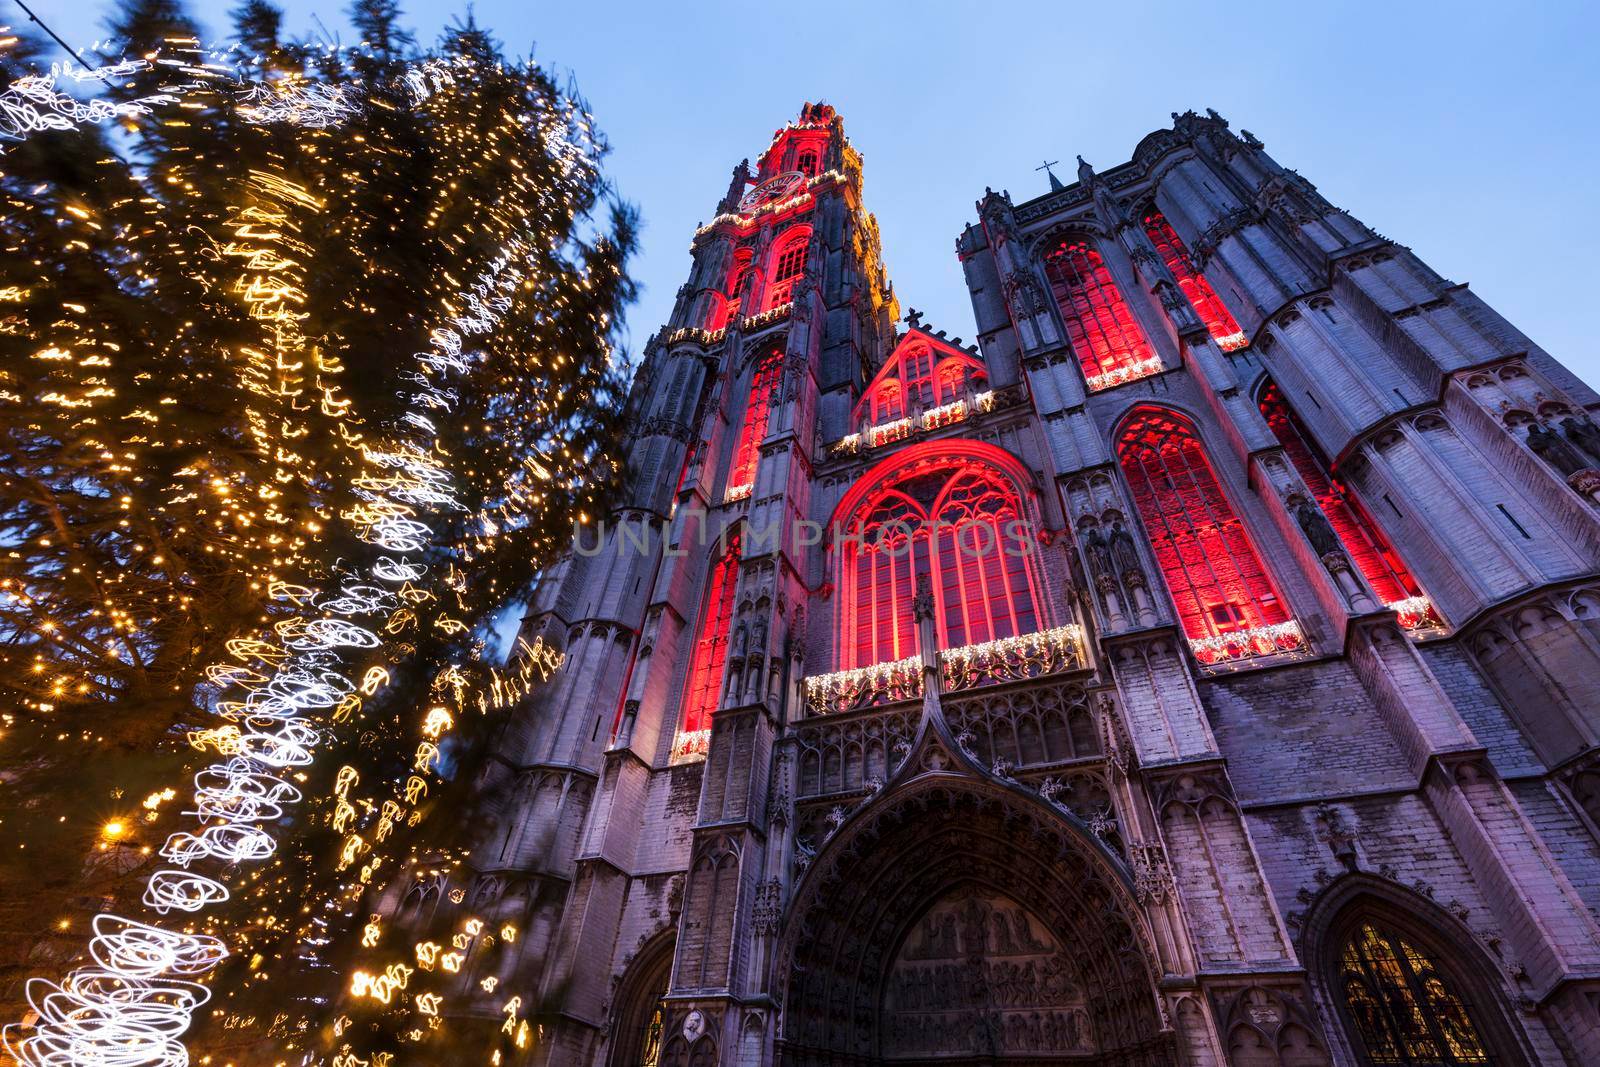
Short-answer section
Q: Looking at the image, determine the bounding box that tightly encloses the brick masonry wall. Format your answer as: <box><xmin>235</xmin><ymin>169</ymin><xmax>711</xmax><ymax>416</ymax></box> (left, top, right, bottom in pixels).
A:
<box><xmin>1201</xmin><ymin>659</ymin><xmax>1414</xmax><ymax>806</ymax></box>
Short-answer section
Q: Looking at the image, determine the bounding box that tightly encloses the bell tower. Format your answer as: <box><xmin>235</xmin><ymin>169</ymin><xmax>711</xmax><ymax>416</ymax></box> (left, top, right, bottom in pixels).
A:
<box><xmin>430</xmin><ymin>103</ymin><xmax>898</xmax><ymax>1066</ymax></box>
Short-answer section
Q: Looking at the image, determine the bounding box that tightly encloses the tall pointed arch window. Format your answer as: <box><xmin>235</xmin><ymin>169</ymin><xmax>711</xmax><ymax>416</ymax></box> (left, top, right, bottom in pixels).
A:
<box><xmin>1044</xmin><ymin>236</ymin><xmax>1160</xmax><ymax>391</ymax></box>
<box><xmin>1142</xmin><ymin>208</ymin><xmax>1249</xmax><ymax>351</ymax></box>
<box><xmin>1337</xmin><ymin>921</ymin><xmax>1493</xmax><ymax>1066</ymax></box>
<box><xmin>1117</xmin><ymin>409</ymin><xmax>1301</xmax><ymax>663</ymax></box>
<box><xmin>727</xmin><ymin>350</ymin><xmax>781</xmax><ymax>500</ymax></box>
<box><xmin>1257</xmin><ymin>380</ymin><xmax>1436</xmax><ymax>626</ymax></box>
<box><xmin>839</xmin><ymin>453</ymin><xmax>1043</xmax><ymax>669</ymax></box>
<box><xmin>767</xmin><ymin>229</ymin><xmax>810</xmax><ymax>309</ymax></box>
<box><xmin>677</xmin><ymin>530</ymin><xmax>740</xmax><ymax>760</ymax></box>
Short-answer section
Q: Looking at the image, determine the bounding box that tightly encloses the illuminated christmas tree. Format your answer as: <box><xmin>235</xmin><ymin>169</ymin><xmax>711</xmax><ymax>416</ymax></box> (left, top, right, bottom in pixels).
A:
<box><xmin>0</xmin><ymin>1</ymin><xmax>634</xmax><ymax>1061</ymax></box>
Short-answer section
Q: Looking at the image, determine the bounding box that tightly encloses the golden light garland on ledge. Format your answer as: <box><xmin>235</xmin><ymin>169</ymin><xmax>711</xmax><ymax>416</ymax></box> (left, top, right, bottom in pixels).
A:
<box><xmin>802</xmin><ymin>624</ymin><xmax>1088</xmax><ymax>716</ymax></box>
<box><xmin>1187</xmin><ymin>619</ymin><xmax>1308</xmax><ymax>667</ymax></box>
<box><xmin>1085</xmin><ymin>355</ymin><xmax>1165</xmax><ymax>393</ymax></box>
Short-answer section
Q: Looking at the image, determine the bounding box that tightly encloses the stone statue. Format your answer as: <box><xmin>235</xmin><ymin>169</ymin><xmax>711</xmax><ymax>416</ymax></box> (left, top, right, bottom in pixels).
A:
<box><xmin>1561</xmin><ymin>415</ymin><xmax>1600</xmax><ymax>467</ymax></box>
<box><xmin>1527</xmin><ymin>422</ymin><xmax>1590</xmax><ymax>475</ymax></box>
<box><xmin>1108</xmin><ymin>521</ymin><xmax>1142</xmax><ymax>578</ymax></box>
<box><xmin>912</xmin><ymin>575</ymin><xmax>935</xmax><ymax>621</ymax></box>
<box><xmin>1082</xmin><ymin>527</ymin><xmax>1114</xmax><ymax>579</ymax></box>
<box><xmin>731</xmin><ymin>621</ymin><xmax>749</xmax><ymax>659</ymax></box>
<box><xmin>1292</xmin><ymin>497</ymin><xmax>1341</xmax><ymax>557</ymax></box>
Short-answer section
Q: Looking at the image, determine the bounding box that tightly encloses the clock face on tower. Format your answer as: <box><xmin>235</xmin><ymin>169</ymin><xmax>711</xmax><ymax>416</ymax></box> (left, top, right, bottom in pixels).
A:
<box><xmin>738</xmin><ymin>170</ymin><xmax>806</xmax><ymax>213</ymax></box>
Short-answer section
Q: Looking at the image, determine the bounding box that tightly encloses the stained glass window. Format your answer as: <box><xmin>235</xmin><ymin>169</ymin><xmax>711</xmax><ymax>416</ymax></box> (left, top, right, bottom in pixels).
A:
<box><xmin>1258</xmin><ymin>380</ymin><xmax>1423</xmax><ymax>606</ymax></box>
<box><xmin>1142</xmin><ymin>208</ymin><xmax>1249</xmax><ymax>351</ymax></box>
<box><xmin>767</xmin><ymin>231</ymin><xmax>809</xmax><ymax>309</ymax></box>
<box><xmin>639</xmin><ymin>1002</ymin><xmax>665</xmax><ymax>1067</ymax></box>
<box><xmin>1339</xmin><ymin>921</ymin><xmax>1492</xmax><ymax>1066</ymax></box>
<box><xmin>728</xmin><ymin>350</ymin><xmax>781</xmax><ymax>496</ymax></box>
<box><xmin>678</xmin><ymin>531</ymin><xmax>740</xmax><ymax>757</ymax></box>
<box><xmin>1043</xmin><ymin>237</ymin><xmax>1159</xmax><ymax>390</ymax></box>
<box><xmin>841</xmin><ymin>459</ymin><xmax>1040</xmax><ymax>668</ymax></box>
<box><xmin>1117</xmin><ymin>409</ymin><xmax>1289</xmax><ymax>644</ymax></box>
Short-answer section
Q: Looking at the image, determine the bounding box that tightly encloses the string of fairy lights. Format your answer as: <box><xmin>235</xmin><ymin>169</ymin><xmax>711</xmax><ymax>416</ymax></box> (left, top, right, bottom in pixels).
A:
<box><xmin>2</xmin><ymin>32</ymin><xmax>619</xmax><ymax>1067</ymax></box>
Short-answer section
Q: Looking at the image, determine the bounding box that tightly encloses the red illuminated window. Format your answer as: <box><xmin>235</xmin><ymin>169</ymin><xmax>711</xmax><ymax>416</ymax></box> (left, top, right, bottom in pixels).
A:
<box><xmin>936</xmin><ymin>360</ymin><xmax>968</xmax><ymax>405</ymax></box>
<box><xmin>1117</xmin><ymin>409</ymin><xmax>1288</xmax><ymax>642</ymax></box>
<box><xmin>728</xmin><ymin>350</ymin><xmax>781</xmax><ymax>494</ymax></box>
<box><xmin>797</xmin><ymin>150</ymin><xmax>818</xmax><ymax>176</ymax></box>
<box><xmin>840</xmin><ymin>459</ymin><xmax>1041</xmax><ymax>668</ymax></box>
<box><xmin>1143</xmin><ymin>209</ymin><xmax>1248</xmax><ymax>351</ymax></box>
<box><xmin>873</xmin><ymin>381</ymin><xmax>903</xmax><ymax>423</ymax></box>
<box><xmin>1044</xmin><ymin>237</ymin><xmax>1158</xmax><ymax>390</ymax></box>
<box><xmin>767</xmin><ymin>233</ymin><xmax>809</xmax><ymax>309</ymax></box>
<box><xmin>681</xmin><ymin>530</ymin><xmax>740</xmax><ymax>742</ymax></box>
<box><xmin>1258</xmin><ymin>381</ymin><xmax>1421</xmax><ymax>604</ymax></box>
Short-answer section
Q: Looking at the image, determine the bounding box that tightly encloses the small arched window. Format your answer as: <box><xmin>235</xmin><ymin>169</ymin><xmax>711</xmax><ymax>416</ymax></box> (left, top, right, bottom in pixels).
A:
<box><xmin>678</xmin><ymin>530</ymin><xmax>740</xmax><ymax>759</ymax></box>
<box><xmin>1117</xmin><ymin>409</ymin><xmax>1289</xmax><ymax>656</ymax></box>
<box><xmin>767</xmin><ymin>231</ymin><xmax>810</xmax><ymax>309</ymax></box>
<box><xmin>838</xmin><ymin>452</ymin><xmax>1042</xmax><ymax>668</ymax></box>
<box><xmin>1258</xmin><ymin>380</ymin><xmax>1425</xmax><ymax>609</ymax></box>
<box><xmin>1143</xmin><ymin>208</ymin><xmax>1248</xmax><ymax>351</ymax></box>
<box><xmin>727</xmin><ymin>350</ymin><xmax>781</xmax><ymax>497</ymax></box>
<box><xmin>935</xmin><ymin>359</ymin><xmax>969</xmax><ymax>406</ymax></box>
<box><xmin>873</xmin><ymin>381</ymin><xmax>903</xmax><ymax>423</ymax></box>
<box><xmin>1044</xmin><ymin>236</ymin><xmax>1158</xmax><ymax>390</ymax></box>
<box><xmin>1337</xmin><ymin>920</ymin><xmax>1493</xmax><ymax>1066</ymax></box>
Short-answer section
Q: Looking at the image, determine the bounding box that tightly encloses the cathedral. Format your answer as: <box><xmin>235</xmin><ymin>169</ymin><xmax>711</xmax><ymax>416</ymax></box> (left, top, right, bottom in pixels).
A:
<box><xmin>384</xmin><ymin>104</ymin><xmax>1600</xmax><ymax>1066</ymax></box>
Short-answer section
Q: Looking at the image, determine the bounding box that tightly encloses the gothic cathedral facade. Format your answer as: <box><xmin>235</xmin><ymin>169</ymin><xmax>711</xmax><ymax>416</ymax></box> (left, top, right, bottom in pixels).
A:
<box><xmin>402</xmin><ymin>105</ymin><xmax>1600</xmax><ymax>1066</ymax></box>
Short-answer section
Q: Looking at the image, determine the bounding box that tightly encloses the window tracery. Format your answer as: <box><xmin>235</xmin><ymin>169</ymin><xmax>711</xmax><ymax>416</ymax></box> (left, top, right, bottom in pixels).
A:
<box><xmin>677</xmin><ymin>531</ymin><xmax>740</xmax><ymax>760</ymax></box>
<box><xmin>1257</xmin><ymin>380</ymin><xmax>1434</xmax><ymax>626</ymax></box>
<box><xmin>1044</xmin><ymin>236</ymin><xmax>1160</xmax><ymax>390</ymax></box>
<box><xmin>838</xmin><ymin>454</ymin><xmax>1042</xmax><ymax>669</ymax></box>
<box><xmin>1337</xmin><ymin>921</ymin><xmax>1492</xmax><ymax>1066</ymax></box>
<box><xmin>767</xmin><ymin>230</ymin><xmax>809</xmax><ymax>309</ymax></box>
<box><xmin>1117</xmin><ymin>409</ymin><xmax>1294</xmax><ymax>661</ymax></box>
<box><xmin>1142</xmin><ymin>208</ymin><xmax>1249</xmax><ymax>350</ymax></box>
<box><xmin>727</xmin><ymin>350</ymin><xmax>781</xmax><ymax>498</ymax></box>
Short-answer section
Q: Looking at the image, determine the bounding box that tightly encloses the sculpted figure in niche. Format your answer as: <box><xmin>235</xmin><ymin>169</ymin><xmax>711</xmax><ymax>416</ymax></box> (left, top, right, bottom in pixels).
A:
<box><xmin>1082</xmin><ymin>526</ymin><xmax>1114</xmax><ymax>579</ymax></box>
<box><xmin>1561</xmin><ymin>415</ymin><xmax>1600</xmax><ymax>467</ymax></box>
<box><xmin>1527</xmin><ymin>422</ymin><xmax>1591</xmax><ymax>475</ymax></box>
<box><xmin>1292</xmin><ymin>497</ymin><xmax>1342</xmax><ymax>557</ymax></box>
<box><xmin>1108</xmin><ymin>520</ymin><xmax>1143</xmax><ymax>577</ymax></box>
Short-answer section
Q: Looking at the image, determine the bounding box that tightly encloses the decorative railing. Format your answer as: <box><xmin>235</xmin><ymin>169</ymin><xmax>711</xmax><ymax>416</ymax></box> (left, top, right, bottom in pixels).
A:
<box><xmin>1188</xmin><ymin>619</ymin><xmax>1308</xmax><ymax>668</ymax></box>
<box><xmin>802</xmin><ymin>625</ymin><xmax>1089</xmax><ymax>716</ymax></box>
<box><xmin>671</xmin><ymin>727</ymin><xmax>711</xmax><ymax>764</ymax></box>
<box><xmin>666</xmin><ymin>324</ymin><xmax>727</xmax><ymax>348</ymax></box>
<box><xmin>920</xmin><ymin>398</ymin><xmax>968</xmax><ymax>431</ymax></box>
<box><xmin>804</xmin><ymin>655</ymin><xmax>922</xmax><ymax>716</ymax></box>
<box><xmin>940</xmin><ymin>625</ymin><xmax>1085</xmax><ymax>692</ymax></box>
<box><xmin>1085</xmin><ymin>355</ymin><xmax>1164</xmax><ymax>393</ymax></box>
<box><xmin>724</xmin><ymin>481</ymin><xmax>753</xmax><ymax>503</ymax></box>
<box><xmin>830</xmin><ymin>390</ymin><xmax>1006</xmax><ymax>458</ymax></box>
<box><xmin>663</xmin><ymin>303</ymin><xmax>792</xmax><ymax>351</ymax></box>
<box><xmin>1388</xmin><ymin>595</ymin><xmax>1444</xmax><ymax>633</ymax></box>
<box><xmin>741</xmin><ymin>301</ymin><xmax>792</xmax><ymax>332</ymax></box>
<box><xmin>866</xmin><ymin>417</ymin><xmax>912</xmax><ymax>448</ymax></box>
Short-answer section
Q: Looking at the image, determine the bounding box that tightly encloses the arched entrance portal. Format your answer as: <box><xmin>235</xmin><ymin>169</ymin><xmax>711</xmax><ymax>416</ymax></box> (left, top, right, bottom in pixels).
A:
<box><xmin>775</xmin><ymin>776</ymin><xmax>1173</xmax><ymax>1067</ymax></box>
<box><xmin>608</xmin><ymin>932</ymin><xmax>676</xmax><ymax>1067</ymax></box>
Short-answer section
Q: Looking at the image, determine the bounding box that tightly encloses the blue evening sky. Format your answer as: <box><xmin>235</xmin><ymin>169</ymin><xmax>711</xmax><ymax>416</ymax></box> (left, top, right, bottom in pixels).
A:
<box><xmin>19</xmin><ymin>0</ymin><xmax>1600</xmax><ymax>386</ymax></box>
